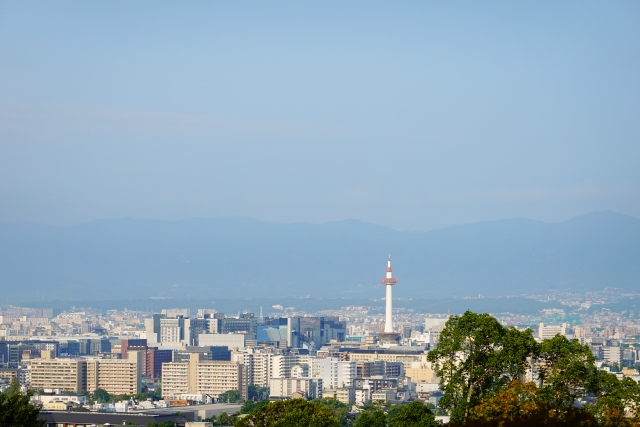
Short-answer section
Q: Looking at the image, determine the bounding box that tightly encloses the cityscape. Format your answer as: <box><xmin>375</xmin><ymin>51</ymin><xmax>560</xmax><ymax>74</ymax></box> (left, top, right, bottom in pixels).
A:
<box><xmin>0</xmin><ymin>258</ymin><xmax>638</xmax><ymax>425</ymax></box>
<box><xmin>1</xmin><ymin>1</ymin><xmax>639</xmax><ymax>426</ymax></box>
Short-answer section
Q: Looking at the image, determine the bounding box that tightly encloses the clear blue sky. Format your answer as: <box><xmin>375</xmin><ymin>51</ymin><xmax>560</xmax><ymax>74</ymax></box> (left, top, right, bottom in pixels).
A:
<box><xmin>1</xmin><ymin>1</ymin><xmax>638</xmax><ymax>231</ymax></box>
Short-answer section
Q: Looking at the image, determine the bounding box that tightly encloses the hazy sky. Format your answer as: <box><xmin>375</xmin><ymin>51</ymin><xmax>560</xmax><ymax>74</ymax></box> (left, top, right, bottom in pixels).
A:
<box><xmin>1</xmin><ymin>2</ymin><xmax>639</xmax><ymax>231</ymax></box>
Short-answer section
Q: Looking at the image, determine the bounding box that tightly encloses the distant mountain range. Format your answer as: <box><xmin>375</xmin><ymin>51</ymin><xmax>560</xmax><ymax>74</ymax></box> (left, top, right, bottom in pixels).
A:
<box><xmin>0</xmin><ymin>211</ymin><xmax>638</xmax><ymax>303</ymax></box>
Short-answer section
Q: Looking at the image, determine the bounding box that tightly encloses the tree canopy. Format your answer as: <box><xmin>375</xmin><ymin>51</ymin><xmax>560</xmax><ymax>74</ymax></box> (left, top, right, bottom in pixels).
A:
<box><xmin>388</xmin><ymin>401</ymin><xmax>440</xmax><ymax>427</ymax></box>
<box><xmin>235</xmin><ymin>398</ymin><xmax>340</xmax><ymax>427</ymax></box>
<box><xmin>428</xmin><ymin>310</ymin><xmax>640</xmax><ymax>426</ymax></box>
<box><xmin>218</xmin><ymin>389</ymin><xmax>243</xmax><ymax>403</ymax></box>
<box><xmin>0</xmin><ymin>383</ymin><xmax>45</xmax><ymax>427</ymax></box>
<box><xmin>427</xmin><ymin>310</ymin><xmax>537</xmax><ymax>422</ymax></box>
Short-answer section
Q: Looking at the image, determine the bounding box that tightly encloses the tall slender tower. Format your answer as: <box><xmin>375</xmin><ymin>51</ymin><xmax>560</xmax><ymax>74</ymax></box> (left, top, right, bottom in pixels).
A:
<box><xmin>380</xmin><ymin>256</ymin><xmax>398</xmax><ymax>333</ymax></box>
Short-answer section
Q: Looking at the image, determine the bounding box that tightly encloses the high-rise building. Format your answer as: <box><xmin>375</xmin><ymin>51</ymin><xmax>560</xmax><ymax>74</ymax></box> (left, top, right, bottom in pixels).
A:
<box><xmin>144</xmin><ymin>348</ymin><xmax>173</xmax><ymax>378</ymax></box>
<box><xmin>145</xmin><ymin>314</ymin><xmax>162</xmax><ymax>344</ymax></box>
<box><xmin>310</xmin><ymin>357</ymin><xmax>356</xmax><ymax>390</ymax></box>
<box><xmin>161</xmin><ymin>353</ymin><xmax>246</xmax><ymax>400</ymax></box>
<box><xmin>30</xmin><ymin>358</ymin><xmax>87</xmax><ymax>393</ymax></box>
<box><xmin>86</xmin><ymin>351</ymin><xmax>141</xmax><ymax>395</ymax></box>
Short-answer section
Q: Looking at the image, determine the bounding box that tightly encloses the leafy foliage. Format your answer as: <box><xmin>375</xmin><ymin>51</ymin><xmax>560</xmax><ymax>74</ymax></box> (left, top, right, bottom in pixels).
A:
<box><xmin>235</xmin><ymin>398</ymin><xmax>340</xmax><ymax>427</ymax></box>
<box><xmin>427</xmin><ymin>310</ymin><xmax>537</xmax><ymax>422</ymax></box>
<box><xmin>536</xmin><ymin>335</ymin><xmax>598</xmax><ymax>409</ymax></box>
<box><xmin>388</xmin><ymin>401</ymin><xmax>440</xmax><ymax>427</ymax></box>
<box><xmin>353</xmin><ymin>408</ymin><xmax>387</xmax><ymax>427</ymax></box>
<box><xmin>0</xmin><ymin>386</ymin><xmax>45</xmax><ymax>427</ymax></box>
<box><xmin>146</xmin><ymin>421</ymin><xmax>176</xmax><ymax>427</ymax></box>
<box><xmin>218</xmin><ymin>389</ymin><xmax>242</xmax><ymax>403</ymax></box>
<box><xmin>241</xmin><ymin>399</ymin><xmax>270</xmax><ymax>414</ymax></box>
<box><xmin>428</xmin><ymin>310</ymin><xmax>640</xmax><ymax>426</ymax></box>
<box><xmin>587</xmin><ymin>371</ymin><xmax>640</xmax><ymax>426</ymax></box>
<box><xmin>314</xmin><ymin>397</ymin><xmax>350</xmax><ymax>426</ymax></box>
<box><xmin>93</xmin><ymin>388</ymin><xmax>111</xmax><ymax>403</ymax></box>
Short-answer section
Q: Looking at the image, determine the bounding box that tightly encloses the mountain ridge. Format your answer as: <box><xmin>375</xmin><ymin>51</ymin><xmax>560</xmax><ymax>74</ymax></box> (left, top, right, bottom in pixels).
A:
<box><xmin>0</xmin><ymin>211</ymin><xmax>638</xmax><ymax>302</ymax></box>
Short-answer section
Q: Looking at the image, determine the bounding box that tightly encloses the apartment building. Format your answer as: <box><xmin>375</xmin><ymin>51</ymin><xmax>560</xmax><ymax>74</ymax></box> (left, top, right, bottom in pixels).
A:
<box><xmin>270</xmin><ymin>354</ymin><xmax>311</xmax><ymax>381</ymax></box>
<box><xmin>86</xmin><ymin>351</ymin><xmax>141</xmax><ymax>395</ymax></box>
<box><xmin>161</xmin><ymin>362</ymin><xmax>190</xmax><ymax>397</ymax></box>
<box><xmin>232</xmin><ymin>351</ymin><xmax>272</xmax><ymax>387</ymax></box>
<box><xmin>161</xmin><ymin>353</ymin><xmax>246</xmax><ymax>400</ymax></box>
<box><xmin>310</xmin><ymin>358</ymin><xmax>356</xmax><ymax>390</ymax></box>
<box><xmin>30</xmin><ymin>358</ymin><xmax>87</xmax><ymax>393</ymax></box>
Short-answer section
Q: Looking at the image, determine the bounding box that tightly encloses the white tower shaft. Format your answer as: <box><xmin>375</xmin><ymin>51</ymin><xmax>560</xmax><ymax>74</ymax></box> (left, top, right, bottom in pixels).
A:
<box><xmin>385</xmin><ymin>284</ymin><xmax>393</xmax><ymax>333</ymax></box>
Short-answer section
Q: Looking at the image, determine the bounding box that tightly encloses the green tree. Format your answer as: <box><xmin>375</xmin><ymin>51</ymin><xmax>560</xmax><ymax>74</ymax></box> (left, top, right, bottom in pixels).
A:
<box><xmin>427</xmin><ymin>310</ymin><xmax>536</xmax><ymax>422</ymax></box>
<box><xmin>314</xmin><ymin>398</ymin><xmax>350</xmax><ymax>426</ymax></box>
<box><xmin>241</xmin><ymin>399</ymin><xmax>270</xmax><ymax>414</ymax></box>
<box><xmin>588</xmin><ymin>371</ymin><xmax>640</xmax><ymax>426</ymax></box>
<box><xmin>218</xmin><ymin>389</ymin><xmax>242</xmax><ymax>403</ymax></box>
<box><xmin>5</xmin><ymin>376</ymin><xmax>21</xmax><ymax>396</ymax></box>
<box><xmin>235</xmin><ymin>398</ymin><xmax>340</xmax><ymax>427</ymax></box>
<box><xmin>93</xmin><ymin>388</ymin><xmax>112</xmax><ymax>403</ymax></box>
<box><xmin>156</xmin><ymin>421</ymin><xmax>176</xmax><ymax>427</ymax></box>
<box><xmin>146</xmin><ymin>421</ymin><xmax>176</xmax><ymax>427</ymax></box>
<box><xmin>353</xmin><ymin>408</ymin><xmax>387</xmax><ymax>427</ymax></box>
<box><xmin>217</xmin><ymin>412</ymin><xmax>235</xmax><ymax>425</ymax></box>
<box><xmin>535</xmin><ymin>334</ymin><xmax>598</xmax><ymax>409</ymax></box>
<box><xmin>0</xmin><ymin>388</ymin><xmax>45</xmax><ymax>427</ymax></box>
<box><xmin>388</xmin><ymin>401</ymin><xmax>440</xmax><ymax>427</ymax></box>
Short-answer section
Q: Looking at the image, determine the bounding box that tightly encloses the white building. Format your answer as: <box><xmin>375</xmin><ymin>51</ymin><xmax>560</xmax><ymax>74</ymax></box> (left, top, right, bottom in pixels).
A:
<box><xmin>270</xmin><ymin>355</ymin><xmax>311</xmax><ymax>381</ymax></box>
<box><xmin>310</xmin><ymin>358</ymin><xmax>356</xmax><ymax>390</ymax></box>
<box><xmin>538</xmin><ymin>323</ymin><xmax>573</xmax><ymax>340</ymax></box>
<box><xmin>269</xmin><ymin>378</ymin><xmax>322</xmax><ymax>400</ymax></box>
<box><xmin>198</xmin><ymin>333</ymin><xmax>255</xmax><ymax>349</ymax></box>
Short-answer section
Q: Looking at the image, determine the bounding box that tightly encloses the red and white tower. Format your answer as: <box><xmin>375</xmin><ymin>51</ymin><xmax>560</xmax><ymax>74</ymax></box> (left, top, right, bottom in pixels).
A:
<box><xmin>380</xmin><ymin>255</ymin><xmax>398</xmax><ymax>333</ymax></box>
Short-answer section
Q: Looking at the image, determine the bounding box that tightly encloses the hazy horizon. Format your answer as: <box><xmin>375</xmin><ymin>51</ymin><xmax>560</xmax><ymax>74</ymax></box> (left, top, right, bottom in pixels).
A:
<box><xmin>1</xmin><ymin>209</ymin><xmax>638</xmax><ymax>233</ymax></box>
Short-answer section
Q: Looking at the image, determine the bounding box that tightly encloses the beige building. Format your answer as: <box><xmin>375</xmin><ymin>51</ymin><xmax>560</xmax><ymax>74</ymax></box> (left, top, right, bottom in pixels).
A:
<box><xmin>162</xmin><ymin>354</ymin><xmax>246</xmax><ymax>400</ymax></box>
<box><xmin>86</xmin><ymin>351</ymin><xmax>141</xmax><ymax>395</ymax></box>
<box><xmin>231</xmin><ymin>351</ymin><xmax>272</xmax><ymax>387</ymax></box>
<box><xmin>162</xmin><ymin>362</ymin><xmax>190</xmax><ymax>397</ymax></box>
<box><xmin>29</xmin><ymin>358</ymin><xmax>87</xmax><ymax>393</ymax></box>
<box><xmin>405</xmin><ymin>362</ymin><xmax>438</xmax><ymax>383</ymax></box>
<box><xmin>346</xmin><ymin>352</ymin><xmax>427</xmax><ymax>365</ymax></box>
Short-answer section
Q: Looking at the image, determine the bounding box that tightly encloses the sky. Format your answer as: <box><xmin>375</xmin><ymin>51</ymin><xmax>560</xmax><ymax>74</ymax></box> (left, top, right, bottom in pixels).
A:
<box><xmin>1</xmin><ymin>1</ymin><xmax>639</xmax><ymax>231</ymax></box>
